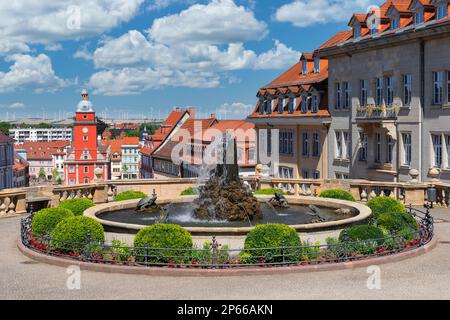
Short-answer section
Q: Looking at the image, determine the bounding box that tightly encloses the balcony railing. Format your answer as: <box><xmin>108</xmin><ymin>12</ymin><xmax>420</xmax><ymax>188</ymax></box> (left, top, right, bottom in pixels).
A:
<box><xmin>356</xmin><ymin>105</ymin><xmax>399</xmax><ymax>120</ymax></box>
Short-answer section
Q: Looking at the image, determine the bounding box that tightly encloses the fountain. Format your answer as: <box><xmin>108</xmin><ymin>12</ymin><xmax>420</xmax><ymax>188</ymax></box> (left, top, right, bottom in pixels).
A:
<box><xmin>193</xmin><ymin>133</ymin><xmax>262</xmax><ymax>222</ymax></box>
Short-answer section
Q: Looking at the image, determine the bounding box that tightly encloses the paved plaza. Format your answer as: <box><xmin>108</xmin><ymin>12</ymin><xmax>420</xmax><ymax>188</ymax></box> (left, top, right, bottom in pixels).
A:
<box><xmin>1</xmin><ymin>208</ymin><xmax>450</xmax><ymax>300</ymax></box>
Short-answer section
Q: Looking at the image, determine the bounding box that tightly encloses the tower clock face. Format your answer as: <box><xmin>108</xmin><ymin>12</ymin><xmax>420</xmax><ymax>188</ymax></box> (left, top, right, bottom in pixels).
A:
<box><xmin>82</xmin><ymin>127</ymin><xmax>89</xmax><ymax>133</ymax></box>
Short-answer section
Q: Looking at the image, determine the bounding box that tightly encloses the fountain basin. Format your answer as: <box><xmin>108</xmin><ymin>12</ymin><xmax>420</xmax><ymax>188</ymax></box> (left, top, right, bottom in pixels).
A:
<box><xmin>84</xmin><ymin>195</ymin><xmax>372</xmax><ymax>235</ymax></box>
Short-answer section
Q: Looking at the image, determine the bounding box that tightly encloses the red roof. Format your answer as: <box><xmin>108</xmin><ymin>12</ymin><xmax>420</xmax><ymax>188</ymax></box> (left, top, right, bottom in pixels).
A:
<box><xmin>101</xmin><ymin>137</ymin><xmax>140</xmax><ymax>160</ymax></box>
<box><xmin>0</xmin><ymin>132</ymin><xmax>14</xmax><ymax>144</ymax></box>
<box><xmin>16</xmin><ymin>141</ymin><xmax>71</xmax><ymax>160</ymax></box>
<box><xmin>14</xmin><ymin>153</ymin><xmax>29</xmax><ymax>171</ymax></box>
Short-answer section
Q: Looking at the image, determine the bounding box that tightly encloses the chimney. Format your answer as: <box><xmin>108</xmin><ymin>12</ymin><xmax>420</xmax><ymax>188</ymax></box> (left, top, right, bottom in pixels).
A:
<box><xmin>188</xmin><ymin>107</ymin><xmax>196</xmax><ymax>119</ymax></box>
<box><xmin>211</xmin><ymin>113</ymin><xmax>216</xmax><ymax>119</ymax></box>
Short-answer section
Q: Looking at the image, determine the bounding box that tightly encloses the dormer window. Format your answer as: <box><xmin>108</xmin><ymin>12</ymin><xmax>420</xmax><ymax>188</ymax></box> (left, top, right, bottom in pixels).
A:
<box><xmin>302</xmin><ymin>60</ymin><xmax>308</xmax><ymax>76</ymax></box>
<box><xmin>314</xmin><ymin>58</ymin><xmax>320</xmax><ymax>73</ymax></box>
<box><xmin>278</xmin><ymin>97</ymin><xmax>285</xmax><ymax>114</ymax></box>
<box><xmin>354</xmin><ymin>26</ymin><xmax>361</xmax><ymax>38</ymax></box>
<box><xmin>259</xmin><ymin>99</ymin><xmax>265</xmax><ymax>115</ymax></box>
<box><xmin>391</xmin><ymin>17</ymin><xmax>400</xmax><ymax>30</ymax></box>
<box><xmin>414</xmin><ymin>11</ymin><xmax>424</xmax><ymax>24</ymax></box>
<box><xmin>436</xmin><ymin>2</ymin><xmax>448</xmax><ymax>20</ymax></box>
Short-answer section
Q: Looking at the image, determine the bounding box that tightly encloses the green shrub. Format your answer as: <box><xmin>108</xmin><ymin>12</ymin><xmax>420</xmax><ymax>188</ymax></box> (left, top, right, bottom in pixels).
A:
<box><xmin>109</xmin><ymin>239</ymin><xmax>132</xmax><ymax>262</ymax></box>
<box><xmin>191</xmin><ymin>241</ymin><xmax>230</xmax><ymax>265</ymax></box>
<box><xmin>339</xmin><ymin>225</ymin><xmax>384</xmax><ymax>242</ymax></box>
<box><xmin>254</xmin><ymin>188</ymin><xmax>286</xmax><ymax>195</ymax></box>
<box><xmin>32</xmin><ymin>208</ymin><xmax>74</xmax><ymax>236</ymax></box>
<box><xmin>376</xmin><ymin>211</ymin><xmax>418</xmax><ymax>240</ymax></box>
<box><xmin>367</xmin><ymin>197</ymin><xmax>405</xmax><ymax>219</ymax></box>
<box><xmin>114</xmin><ymin>191</ymin><xmax>147</xmax><ymax>202</ymax></box>
<box><xmin>243</xmin><ymin>224</ymin><xmax>301</xmax><ymax>263</ymax></box>
<box><xmin>181</xmin><ymin>187</ymin><xmax>199</xmax><ymax>196</ymax></box>
<box><xmin>58</xmin><ymin>198</ymin><xmax>95</xmax><ymax>216</ymax></box>
<box><xmin>319</xmin><ymin>189</ymin><xmax>355</xmax><ymax>201</ymax></box>
<box><xmin>134</xmin><ymin>224</ymin><xmax>193</xmax><ymax>264</ymax></box>
<box><xmin>50</xmin><ymin>216</ymin><xmax>105</xmax><ymax>253</ymax></box>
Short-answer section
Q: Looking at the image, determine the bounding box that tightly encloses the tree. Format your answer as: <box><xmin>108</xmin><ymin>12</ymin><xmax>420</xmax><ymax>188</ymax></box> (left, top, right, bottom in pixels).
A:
<box><xmin>52</xmin><ymin>168</ymin><xmax>60</xmax><ymax>182</ymax></box>
<box><xmin>125</xmin><ymin>130</ymin><xmax>139</xmax><ymax>138</ymax></box>
<box><xmin>38</xmin><ymin>168</ymin><xmax>47</xmax><ymax>181</ymax></box>
<box><xmin>0</xmin><ymin>122</ymin><xmax>12</xmax><ymax>135</ymax></box>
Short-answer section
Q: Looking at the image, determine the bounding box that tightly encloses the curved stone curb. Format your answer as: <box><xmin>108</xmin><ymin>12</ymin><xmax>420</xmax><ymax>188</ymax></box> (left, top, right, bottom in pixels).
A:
<box><xmin>17</xmin><ymin>236</ymin><xmax>437</xmax><ymax>277</ymax></box>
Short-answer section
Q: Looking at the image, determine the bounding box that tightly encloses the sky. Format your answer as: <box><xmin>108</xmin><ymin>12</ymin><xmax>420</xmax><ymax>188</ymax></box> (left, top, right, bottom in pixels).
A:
<box><xmin>0</xmin><ymin>0</ymin><xmax>384</xmax><ymax>121</ymax></box>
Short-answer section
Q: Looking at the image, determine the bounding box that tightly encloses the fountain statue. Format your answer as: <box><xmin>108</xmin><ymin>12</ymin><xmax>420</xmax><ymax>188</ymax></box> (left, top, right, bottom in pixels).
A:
<box><xmin>135</xmin><ymin>190</ymin><xmax>160</xmax><ymax>212</ymax></box>
<box><xmin>269</xmin><ymin>192</ymin><xmax>289</xmax><ymax>208</ymax></box>
<box><xmin>193</xmin><ymin>133</ymin><xmax>262</xmax><ymax>221</ymax></box>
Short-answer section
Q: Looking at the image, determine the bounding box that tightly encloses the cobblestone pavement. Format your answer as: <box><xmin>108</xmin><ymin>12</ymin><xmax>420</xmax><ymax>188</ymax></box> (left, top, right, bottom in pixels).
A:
<box><xmin>1</xmin><ymin>208</ymin><xmax>449</xmax><ymax>300</ymax></box>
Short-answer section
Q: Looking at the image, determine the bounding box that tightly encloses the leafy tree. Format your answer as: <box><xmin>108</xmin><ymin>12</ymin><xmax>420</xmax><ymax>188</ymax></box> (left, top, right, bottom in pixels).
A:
<box><xmin>52</xmin><ymin>168</ymin><xmax>60</xmax><ymax>182</ymax></box>
<box><xmin>0</xmin><ymin>122</ymin><xmax>12</xmax><ymax>135</ymax></box>
<box><xmin>125</xmin><ymin>130</ymin><xmax>139</xmax><ymax>138</ymax></box>
<box><xmin>38</xmin><ymin>168</ymin><xmax>47</xmax><ymax>180</ymax></box>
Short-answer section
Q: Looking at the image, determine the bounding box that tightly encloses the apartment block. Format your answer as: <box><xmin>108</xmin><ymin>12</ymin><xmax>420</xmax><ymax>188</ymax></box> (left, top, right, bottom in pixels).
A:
<box><xmin>9</xmin><ymin>127</ymin><xmax>72</xmax><ymax>144</ymax></box>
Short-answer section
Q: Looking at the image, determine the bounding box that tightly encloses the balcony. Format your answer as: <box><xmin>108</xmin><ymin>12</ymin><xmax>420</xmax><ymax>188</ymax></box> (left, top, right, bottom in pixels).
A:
<box><xmin>356</xmin><ymin>105</ymin><xmax>399</xmax><ymax>121</ymax></box>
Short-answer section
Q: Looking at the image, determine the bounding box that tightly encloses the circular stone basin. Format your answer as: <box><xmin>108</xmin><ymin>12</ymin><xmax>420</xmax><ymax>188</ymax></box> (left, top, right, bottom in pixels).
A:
<box><xmin>84</xmin><ymin>195</ymin><xmax>372</xmax><ymax>235</ymax></box>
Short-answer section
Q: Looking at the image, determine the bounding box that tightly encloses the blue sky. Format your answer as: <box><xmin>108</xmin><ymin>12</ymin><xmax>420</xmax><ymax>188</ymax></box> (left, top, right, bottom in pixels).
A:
<box><xmin>0</xmin><ymin>0</ymin><xmax>383</xmax><ymax>121</ymax></box>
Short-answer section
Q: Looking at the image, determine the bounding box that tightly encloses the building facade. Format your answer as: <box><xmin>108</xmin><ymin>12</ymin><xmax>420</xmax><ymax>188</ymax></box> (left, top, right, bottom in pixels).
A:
<box><xmin>64</xmin><ymin>90</ymin><xmax>109</xmax><ymax>185</ymax></box>
<box><xmin>102</xmin><ymin>137</ymin><xmax>140</xmax><ymax>180</ymax></box>
<box><xmin>0</xmin><ymin>133</ymin><xmax>14</xmax><ymax>190</ymax></box>
<box><xmin>9</xmin><ymin>127</ymin><xmax>72</xmax><ymax>144</ymax></box>
<box><xmin>316</xmin><ymin>0</ymin><xmax>450</xmax><ymax>183</ymax></box>
<box><xmin>13</xmin><ymin>153</ymin><xmax>29</xmax><ymax>188</ymax></box>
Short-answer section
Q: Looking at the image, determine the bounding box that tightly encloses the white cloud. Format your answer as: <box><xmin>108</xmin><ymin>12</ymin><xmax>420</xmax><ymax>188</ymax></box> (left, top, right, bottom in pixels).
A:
<box><xmin>274</xmin><ymin>0</ymin><xmax>373</xmax><ymax>27</ymax></box>
<box><xmin>147</xmin><ymin>0</ymin><xmax>194</xmax><ymax>11</ymax></box>
<box><xmin>88</xmin><ymin>67</ymin><xmax>220</xmax><ymax>96</ymax></box>
<box><xmin>148</xmin><ymin>0</ymin><xmax>268</xmax><ymax>45</ymax></box>
<box><xmin>0</xmin><ymin>0</ymin><xmax>144</xmax><ymax>54</ymax></box>
<box><xmin>216</xmin><ymin>102</ymin><xmax>254</xmax><ymax>120</ymax></box>
<box><xmin>0</xmin><ymin>40</ymin><xmax>30</xmax><ymax>56</ymax></box>
<box><xmin>0</xmin><ymin>54</ymin><xmax>69</xmax><ymax>93</ymax></box>
<box><xmin>45</xmin><ymin>43</ymin><xmax>63</xmax><ymax>52</ymax></box>
<box><xmin>0</xmin><ymin>102</ymin><xmax>26</xmax><ymax>109</ymax></box>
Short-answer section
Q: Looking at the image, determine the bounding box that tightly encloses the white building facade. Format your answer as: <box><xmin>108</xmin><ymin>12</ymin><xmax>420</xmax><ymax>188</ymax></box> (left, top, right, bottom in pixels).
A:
<box><xmin>9</xmin><ymin>128</ymin><xmax>72</xmax><ymax>144</ymax></box>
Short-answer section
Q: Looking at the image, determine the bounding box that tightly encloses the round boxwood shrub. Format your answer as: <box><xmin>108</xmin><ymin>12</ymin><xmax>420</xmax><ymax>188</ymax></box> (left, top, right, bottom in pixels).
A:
<box><xmin>181</xmin><ymin>187</ymin><xmax>199</xmax><ymax>196</ymax></box>
<box><xmin>254</xmin><ymin>188</ymin><xmax>286</xmax><ymax>196</ymax></box>
<box><xmin>50</xmin><ymin>216</ymin><xmax>105</xmax><ymax>253</ymax></box>
<box><xmin>243</xmin><ymin>224</ymin><xmax>301</xmax><ymax>263</ymax></box>
<box><xmin>319</xmin><ymin>189</ymin><xmax>355</xmax><ymax>202</ymax></box>
<box><xmin>58</xmin><ymin>198</ymin><xmax>95</xmax><ymax>216</ymax></box>
<box><xmin>32</xmin><ymin>208</ymin><xmax>74</xmax><ymax>236</ymax></box>
<box><xmin>339</xmin><ymin>225</ymin><xmax>385</xmax><ymax>243</ymax></box>
<box><xmin>376</xmin><ymin>211</ymin><xmax>418</xmax><ymax>240</ymax></box>
<box><xmin>114</xmin><ymin>191</ymin><xmax>147</xmax><ymax>202</ymax></box>
<box><xmin>367</xmin><ymin>197</ymin><xmax>405</xmax><ymax>219</ymax></box>
<box><xmin>134</xmin><ymin>224</ymin><xmax>193</xmax><ymax>264</ymax></box>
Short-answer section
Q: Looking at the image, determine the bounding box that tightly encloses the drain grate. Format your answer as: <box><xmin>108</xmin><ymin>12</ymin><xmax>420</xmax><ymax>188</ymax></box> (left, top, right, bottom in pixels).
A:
<box><xmin>20</xmin><ymin>260</ymin><xmax>39</xmax><ymax>265</ymax></box>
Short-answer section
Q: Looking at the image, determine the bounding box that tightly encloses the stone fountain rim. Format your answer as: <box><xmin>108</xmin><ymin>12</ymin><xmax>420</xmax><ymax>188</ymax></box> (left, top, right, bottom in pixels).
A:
<box><xmin>84</xmin><ymin>195</ymin><xmax>372</xmax><ymax>235</ymax></box>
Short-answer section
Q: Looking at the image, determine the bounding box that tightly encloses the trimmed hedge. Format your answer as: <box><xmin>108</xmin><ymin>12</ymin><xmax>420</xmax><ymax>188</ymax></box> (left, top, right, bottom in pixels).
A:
<box><xmin>32</xmin><ymin>208</ymin><xmax>74</xmax><ymax>236</ymax></box>
<box><xmin>254</xmin><ymin>188</ymin><xmax>286</xmax><ymax>196</ymax></box>
<box><xmin>243</xmin><ymin>224</ymin><xmax>301</xmax><ymax>263</ymax></box>
<box><xmin>181</xmin><ymin>187</ymin><xmax>199</xmax><ymax>196</ymax></box>
<box><xmin>367</xmin><ymin>197</ymin><xmax>405</xmax><ymax>219</ymax></box>
<box><xmin>134</xmin><ymin>224</ymin><xmax>193</xmax><ymax>263</ymax></box>
<box><xmin>339</xmin><ymin>225</ymin><xmax>385</xmax><ymax>243</ymax></box>
<box><xmin>50</xmin><ymin>216</ymin><xmax>105</xmax><ymax>252</ymax></box>
<box><xmin>376</xmin><ymin>211</ymin><xmax>419</xmax><ymax>240</ymax></box>
<box><xmin>58</xmin><ymin>198</ymin><xmax>95</xmax><ymax>216</ymax></box>
<box><xmin>114</xmin><ymin>191</ymin><xmax>147</xmax><ymax>202</ymax></box>
<box><xmin>319</xmin><ymin>189</ymin><xmax>355</xmax><ymax>202</ymax></box>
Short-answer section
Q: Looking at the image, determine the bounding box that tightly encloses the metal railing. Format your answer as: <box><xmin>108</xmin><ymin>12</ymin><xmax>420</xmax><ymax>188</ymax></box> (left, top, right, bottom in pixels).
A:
<box><xmin>20</xmin><ymin>205</ymin><xmax>434</xmax><ymax>269</ymax></box>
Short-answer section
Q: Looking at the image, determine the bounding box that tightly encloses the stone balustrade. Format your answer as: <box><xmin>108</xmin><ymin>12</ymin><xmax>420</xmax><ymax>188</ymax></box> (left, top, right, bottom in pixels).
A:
<box><xmin>1</xmin><ymin>175</ymin><xmax>449</xmax><ymax>218</ymax></box>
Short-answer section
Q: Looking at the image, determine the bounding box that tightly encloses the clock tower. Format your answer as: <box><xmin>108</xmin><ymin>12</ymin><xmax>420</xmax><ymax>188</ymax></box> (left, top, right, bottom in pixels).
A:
<box><xmin>64</xmin><ymin>90</ymin><xmax>110</xmax><ymax>185</ymax></box>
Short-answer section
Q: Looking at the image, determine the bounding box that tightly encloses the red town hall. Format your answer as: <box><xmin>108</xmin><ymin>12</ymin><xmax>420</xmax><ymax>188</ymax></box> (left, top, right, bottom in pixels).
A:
<box><xmin>64</xmin><ymin>90</ymin><xmax>109</xmax><ymax>185</ymax></box>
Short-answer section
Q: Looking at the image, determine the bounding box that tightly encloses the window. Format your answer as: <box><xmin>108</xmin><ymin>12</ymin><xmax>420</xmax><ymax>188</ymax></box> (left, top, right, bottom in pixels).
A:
<box><xmin>313</xmin><ymin>170</ymin><xmax>320</xmax><ymax>179</ymax></box>
<box><xmin>402</xmin><ymin>133</ymin><xmax>412</xmax><ymax>166</ymax></box>
<box><xmin>312</xmin><ymin>132</ymin><xmax>320</xmax><ymax>157</ymax></box>
<box><xmin>336</xmin><ymin>131</ymin><xmax>343</xmax><ymax>159</ymax></box>
<box><xmin>69</xmin><ymin>166</ymin><xmax>75</xmax><ymax>173</ymax></box>
<box><xmin>359</xmin><ymin>133</ymin><xmax>368</xmax><ymax>161</ymax></box>
<box><xmin>387</xmin><ymin>136</ymin><xmax>394</xmax><ymax>163</ymax></box>
<box><xmin>267</xmin><ymin>130</ymin><xmax>272</xmax><ymax>154</ymax></box>
<box><xmin>360</xmin><ymin>80</ymin><xmax>368</xmax><ymax>106</ymax></box>
<box><xmin>375</xmin><ymin>133</ymin><xmax>382</xmax><ymax>163</ymax></box>
<box><xmin>403</xmin><ymin>75</ymin><xmax>412</xmax><ymax>106</ymax></box>
<box><xmin>301</xmin><ymin>96</ymin><xmax>309</xmax><ymax>113</ymax></box>
<box><xmin>312</xmin><ymin>95</ymin><xmax>319</xmax><ymax>113</ymax></box>
<box><xmin>414</xmin><ymin>11</ymin><xmax>423</xmax><ymax>24</ymax></box>
<box><xmin>84</xmin><ymin>178</ymin><xmax>89</xmax><ymax>184</ymax></box>
<box><xmin>84</xmin><ymin>166</ymin><xmax>89</xmax><ymax>173</ymax></box>
<box><xmin>343</xmin><ymin>82</ymin><xmax>351</xmax><ymax>109</ymax></box>
<box><xmin>370</xmin><ymin>17</ymin><xmax>378</xmax><ymax>34</ymax></box>
<box><xmin>433</xmin><ymin>71</ymin><xmax>444</xmax><ymax>104</ymax></box>
<box><xmin>354</xmin><ymin>26</ymin><xmax>361</xmax><ymax>38</ymax></box>
<box><xmin>335</xmin><ymin>82</ymin><xmax>342</xmax><ymax>109</ymax></box>
<box><xmin>385</xmin><ymin>76</ymin><xmax>394</xmax><ymax>106</ymax></box>
<box><xmin>278</xmin><ymin>97</ymin><xmax>285</xmax><ymax>114</ymax></box>
<box><xmin>302</xmin><ymin>60</ymin><xmax>308</xmax><ymax>75</ymax></box>
<box><xmin>391</xmin><ymin>17</ymin><xmax>399</xmax><ymax>30</ymax></box>
<box><xmin>288</xmin><ymin>97</ymin><xmax>295</xmax><ymax>114</ymax></box>
<box><xmin>279</xmin><ymin>131</ymin><xmax>293</xmax><ymax>155</ymax></box>
<box><xmin>433</xmin><ymin>134</ymin><xmax>443</xmax><ymax>168</ymax></box>
<box><xmin>344</xmin><ymin>131</ymin><xmax>350</xmax><ymax>159</ymax></box>
<box><xmin>83</xmin><ymin>135</ymin><xmax>88</xmax><ymax>141</ymax></box>
<box><xmin>437</xmin><ymin>3</ymin><xmax>448</xmax><ymax>20</ymax></box>
<box><xmin>447</xmin><ymin>71</ymin><xmax>450</xmax><ymax>104</ymax></box>
<box><xmin>376</xmin><ymin>78</ymin><xmax>384</xmax><ymax>106</ymax></box>
<box><xmin>259</xmin><ymin>100</ymin><xmax>265</xmax><ymax>115</ymax></box>
<box><xmin>266</xmin><ymin>99</ymin><xmax>273</xmax><ymax>114</ymax></box>
<box><xmin>279</xmin><ymin>167</ymin><xmax>293</xmax><ymax>179</ymax></box>
<box><xmin>302</xmin><ymin>169</ymin><xmax>309</xmax><ymax>179</ymax></box>
<box><xmin>302</xmin><ymin>132</ymin><xmax>309</xmax><ymax>157</ymax></box>
<box><xmin>314</xmin><ymin>58</ymin><xmax>320</xmax><ymax>73</ymax></box>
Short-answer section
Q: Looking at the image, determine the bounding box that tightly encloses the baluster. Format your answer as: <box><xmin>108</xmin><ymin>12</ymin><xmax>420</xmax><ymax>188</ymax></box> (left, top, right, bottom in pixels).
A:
<box><xmin>360</xmin><ymin>188</ymin><xmax>368</xmax><ymax>202</ymax></box>
<box><xmin>306</xmin><ymin>184</ymin><xmax>312</xmax><ymax>196</ymax></box>
<box><xmin>369</xmin><ymin>189</ymin><xmax>377</xmax><ymax>200</ymax></box>
<box><xmin>390</xmin><ymin>189</ymin><xmax>396</xmax><ymax>199</ymax></box>
<box><xmin>0</xmin><ymin>198</ymin><xmax>7</xmax><ymax>215</ymax></box>
<box><xmin>8</xmin><ymin>197</ymin><xmax>16</xmax><ymax>214</ymax></box>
